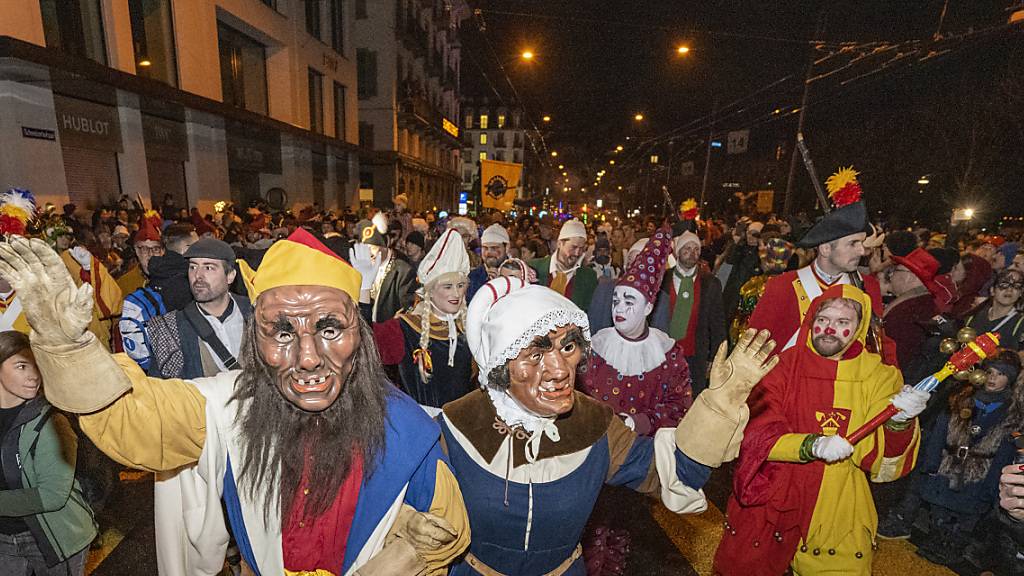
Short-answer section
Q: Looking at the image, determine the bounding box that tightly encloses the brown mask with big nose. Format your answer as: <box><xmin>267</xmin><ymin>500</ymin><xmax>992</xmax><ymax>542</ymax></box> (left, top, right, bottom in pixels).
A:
<box><xmin>256</xmin><ymin>285</ymin><xmax>361</xmax><ymax>412</ymax></box>
<box><xmin>506</xmin><ymin>324</ymin><xmax>586</xmax><ymax>416</ymax></box>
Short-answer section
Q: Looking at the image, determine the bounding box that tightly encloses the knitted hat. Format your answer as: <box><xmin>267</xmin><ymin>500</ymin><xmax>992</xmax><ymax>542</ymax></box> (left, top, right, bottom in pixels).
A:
<box><xmin>481</xmin><ymin>223</ymin><xmax>510</xmax><ymax>245</ymax></box>
<box><xmin>674</xmin><ymin>230</ymin><xmax>701</xmax><ymax>251</ymax></box>
<box><xmin>558</xmin><ymin>219</ymin><xmax>587</xmax><ymax>240</ymax></box>
<box><xmin>617</xmin><ymin>226</ymin><xmax>671</xmax><ymax>304</ymax></box>
<box><xmin>405</xmin><ymin>231</ymin><xmax>425</xmax><ymax>251</ymax></box>
<box><xmin>983</xmin><ymin>348</ymin><xmax>1021</xmax><ymax>386</ymax></box>
<box><xmin>466</xmin><ymin>277</ymin><xmax>589</xmax><ymax>384</ymax></box>
<box><xmin>237</xmin><ymin>228</ymin><xmax>361</xmax><ymax>302</ymax></box>
<box><xmin>418</xmin><ymin>229</ymin><xmax>470</xmax><ymax>287</ymax></box>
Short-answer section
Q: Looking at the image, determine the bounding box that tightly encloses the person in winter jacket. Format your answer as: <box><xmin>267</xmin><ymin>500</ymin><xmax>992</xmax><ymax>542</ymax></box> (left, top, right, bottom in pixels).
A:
<box><xmin>878</xmin><ymin>349</ymin><xmax>1023</xmax><ymax>566</ymax></box>
<box><xmin>0</xmin><ymin>330</ymin><xmax>96</xmax><ymax>575</ymax></box>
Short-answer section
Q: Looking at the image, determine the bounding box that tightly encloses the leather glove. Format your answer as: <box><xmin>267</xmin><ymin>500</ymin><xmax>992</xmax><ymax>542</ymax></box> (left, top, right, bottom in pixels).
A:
<box><xmin>812</xmin><ymin>434</ymin><xmax>854</xmax><ymax>463</ymax></box>
<box><xmin>0</xmin><ymin>237</ymin><xmax>93</xmax><ymax>347</ymax></box>
<box><xmin>675</xmin><ymin>328</ymin><xmax>779</xmax><ymax>467</ymax></box>
<box><xmin>349</xmin><ymin>243</ymin><xmax>380</xmax><ymax>292</ymax></box>
<box><xmin>704</xmin><ymin>328</ymin><xmax>780</xmax><ymax>413</ymax></box>
<box><xmin>890</xmin><ymin>385</ymin><xmax>929</xmax><ymax>422</ymax></box>
<box><xmin>355</xmin><ymin>504</ymin><xmax>458</xmax><ymax>576</ymax></box>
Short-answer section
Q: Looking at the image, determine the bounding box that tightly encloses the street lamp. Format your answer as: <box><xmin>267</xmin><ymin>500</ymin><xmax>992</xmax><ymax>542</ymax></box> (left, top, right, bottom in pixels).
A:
<box><xmin>676</xmin><ymin>45</ymin><xmax>691</xmax><ymax>55</ymax></box>
<box><xmin>634</xmin><ymin>113</ymin><xmax>645</xmax><ymax>122</ymax></box>
<box><xmin>550</xmin><ymin>151</ymin><xmax>558</xmax><ymax>157</ymax></box>
<box><xmin>521</xmin><ymin>50</ymin><xmax>534</xmax><ymax>61</ymax></box>
<box><xmin>542</xmin><ymin>115</ymin><xmax>551</xmax><ymax>122</ymax></box>
<box><xmin>615</xmin><ymin>145</ymin><xmax>623</xmax><ymax>152</ymax></box>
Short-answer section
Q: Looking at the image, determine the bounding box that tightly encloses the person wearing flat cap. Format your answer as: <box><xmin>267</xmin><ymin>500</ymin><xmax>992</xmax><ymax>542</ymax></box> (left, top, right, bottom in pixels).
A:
<box><xmin>529</xmin><ymin>219</ymin><xmax>598</xmax><ymax>312</ymax></box>
<box><xmin>131</xmin><ymin>237</ymin><xmax>254</xmax><ymax>575</ymax></box>
<box><xmin>467</xmin><ymin>223</ymin><xmax>510</xmax><ymax>302</ymax></box>
<box><xmin>0</xmin><ymin>231</ymin><xmax>470</xmax><ymax>576</ymax></box>
<box><xmin>436</xmin><ymin>275</ymin><xmax>778</xmax><ymax>575</ymax></box>
<box><xmin>356</xmin><ymin>212</ymin><xmax>417</xmax><ymax>322</ymax></box>
<box><xmin>374</xmin><ymin>229</ymin><xmax>475</xmax><ymax>411</ymax></box>
<box><xmin>748</xmin><ymin>167</ymin><xmax>892</xmax><ymax>362</ymax></box>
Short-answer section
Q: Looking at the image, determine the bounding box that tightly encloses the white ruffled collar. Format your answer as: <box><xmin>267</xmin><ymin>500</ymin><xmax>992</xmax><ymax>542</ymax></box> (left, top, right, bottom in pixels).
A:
<box><xmin>591</xmin><ymin>327</ymin><xmax>675</xmax><ymax>376</ymax></box>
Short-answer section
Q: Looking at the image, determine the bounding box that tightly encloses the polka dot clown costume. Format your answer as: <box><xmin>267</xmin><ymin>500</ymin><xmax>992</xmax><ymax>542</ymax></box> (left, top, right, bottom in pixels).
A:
<box><xmin>582</xmin><ymin>225</ymin><xmax>694</xmax><ymax>436</ymax></box>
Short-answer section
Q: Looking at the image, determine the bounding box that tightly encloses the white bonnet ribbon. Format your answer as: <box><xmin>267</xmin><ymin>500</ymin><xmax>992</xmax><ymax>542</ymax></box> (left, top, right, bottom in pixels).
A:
<box><xmin>524</xmin><ymin>420</ymin><xmax>560</xmax><ymax>463</ymax></box>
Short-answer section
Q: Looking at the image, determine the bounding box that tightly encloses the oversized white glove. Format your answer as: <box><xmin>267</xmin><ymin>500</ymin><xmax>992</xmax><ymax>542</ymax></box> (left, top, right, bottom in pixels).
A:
<box><xmin>890</xmin><ymin>385</ymin><xmax>929</xmax><ymax>422</ymax></box>
<box><xmin>0</xmin><ymin>237</ymin><xmax>94</xmax><ymax>347</ymax></box>
<box><xmin>812</xmin><ymin>434</ymin><xmax>854</xmax><ymax>463</ymax></box>
<box><xmin>69</xmin><ymin>246</ymin><xmax>92</xmax><ymax>271</ymax></box>
<box><xmin>349</xmin><ymin>243</ymin><xmax>380</xmax><ymax>292</ymax></box>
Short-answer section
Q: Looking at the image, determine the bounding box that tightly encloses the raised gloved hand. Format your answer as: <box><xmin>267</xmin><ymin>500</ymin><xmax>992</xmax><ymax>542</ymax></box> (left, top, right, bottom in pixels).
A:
<box><xmin>349</xmin><ymin>243</ymin><xmax>380</xmax><ymax>292</ymax></box>
<box><xmin>705</xmin><ymin>328</ymin><xmax>780</xmax><ymax>411</ymax></box>
<box><xmin>675</xmin><ymin>328</ymin><xmax>779</xmax><ymax>467</ymax></box>
<box><xmin>811</xmin><ymin>434</ymin><xmax>854</xmax><ymax>463</ymax></box>
<box><xmin>0</xmin><ymin>237</ymin><xmax>94</xmax><ymax>347</ymax></box>
<box><xmin>890</xmin><ymin>385</ymin><xmax>929</xmax><ymax>422</ymax></box>
<box><xmin>355</xmin><ymin>504</ymin><xmax>459</xmax><ymax>576</ymax></box>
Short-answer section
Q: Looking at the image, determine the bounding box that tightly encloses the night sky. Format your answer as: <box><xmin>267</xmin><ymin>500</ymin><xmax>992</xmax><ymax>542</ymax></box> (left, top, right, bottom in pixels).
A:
<box><xmin>461</xmin><ymin>1</ymin><xmax>1022</xmax><ymax>224</ymax></box>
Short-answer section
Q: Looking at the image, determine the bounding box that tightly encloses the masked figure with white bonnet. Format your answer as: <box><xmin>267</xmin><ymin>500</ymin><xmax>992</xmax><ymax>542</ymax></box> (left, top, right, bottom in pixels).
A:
<box><xmin>582</xmin><ymin>226</ymin><xmax>693</xmax><ymax>437</ymax></box>
<box><xmin>374</xmin><ymin>229</ymin><xmax>475</xmax><ymax>411</ymax></box>
<box><xmin>436</xmin><ymin>276</ymin><xmax>779</xmax><ymax>575</ymax></box>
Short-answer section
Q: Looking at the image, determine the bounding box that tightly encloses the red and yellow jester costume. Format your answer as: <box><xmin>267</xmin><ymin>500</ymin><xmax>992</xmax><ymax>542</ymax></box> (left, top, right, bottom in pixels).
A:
<box><xmin>714</xmin><ymin>284</ymin><xmax>920</xmax><ymax>575</ymax></box>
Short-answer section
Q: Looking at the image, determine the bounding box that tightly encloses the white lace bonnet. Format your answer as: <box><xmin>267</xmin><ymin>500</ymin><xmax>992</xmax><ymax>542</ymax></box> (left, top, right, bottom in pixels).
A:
<box><xmin>466</xmin><ymin>276</ymin><xmax>591</xmax><ymax>386</ymax></box>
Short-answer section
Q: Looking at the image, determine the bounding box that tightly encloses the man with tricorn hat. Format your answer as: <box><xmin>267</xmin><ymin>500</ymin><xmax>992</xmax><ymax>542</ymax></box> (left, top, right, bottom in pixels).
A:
<box><xmin>436</xmin><ymin>273</ymin><xmax>779</xmax><ymax>575</ymax></box>
<box><xmin>748</xmin><ymin>167</ymin><xmax>894</xmax><ymax>363</ymax></box>
<box><xmin>0</xmin><ymin>231</ymin><xmax>469</xmax><ymax>575</ymax></box>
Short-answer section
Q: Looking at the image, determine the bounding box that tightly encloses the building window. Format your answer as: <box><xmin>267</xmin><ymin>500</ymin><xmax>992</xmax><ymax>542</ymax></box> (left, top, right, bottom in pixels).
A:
<box><xmin>479</xmin><ymin>115</ymin><xmax>488</xmax><ymax>129</ymax></box>
<box><xmin>128</xmin><ymin>0</ymin><xmax>178</xmax><ymax>86</ymax></box>
<box><xmin>495</xmin><ymin>151</ymin><xmax>505</xmax><ymax>162</ymax></box>
<box><xmin>329</xmin><ymin>0</ymin><xmax>344</xmax><ymax>53</ymax></box>
<box><xmin>479</xmin><ymin>133</ymin><xmax>487</xmax><ymax>145</ymax></box>
<box><xmin>333</xmin><ymin>82</ymin><xmax>347</xmax><ymax>140</ymax></box>
<box><xmin>497</xmin><ymin>115</ymin><xmax>506</xmax><ymax>128</ymax></box>
<box><xmin>217</xmin><ymin>22</ymin><xmax>268</xmax><ymax>114</ymax></box>
<box><xmin>479</xmin><ymin>152</ymin><xmax>487</xmax><ymax>161</ymax></box>
<box><xmin>306</xmin><ymin>0</ymin><xmax>322</xmax><ymax>40</ymax></box>
<box><xmin>308</xmin><ymin>68</ymin><xmax>324</xmax><ymax>134</ymax></box>
<box><xmin>357</xmin><ymin>49</ymin><xmax>377</xmax><ymax>99</ymax></box>
<box><xmin>355</xmin><ymin>0</ymin><xmax>367</xmax><ymax>19</ymax></box>
<box><xmin>464</xmin><ymin>114</ymin><xmax>473</xmax><ymax>128</ymax></box>
<box><xmin>359</xmin><ymin>122</ymin><xmax>374</xmax><ymax>149</ymax></box>
<box><xmin>464</xmin><ymin>169</ymin><xmax>473</xmax><ymax>182</ymax></box>
<box><xmin>39</xmin><ymin>0</ymin><xmax>107</xmax><ymax>65</ymax></box>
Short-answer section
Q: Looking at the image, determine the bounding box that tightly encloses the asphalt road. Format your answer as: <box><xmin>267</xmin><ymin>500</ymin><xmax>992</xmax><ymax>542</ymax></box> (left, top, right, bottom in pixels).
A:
<box><xmin>84</xmin><ymin>463</ymin><xmax>958</xmax><ymax>576</ymax></box>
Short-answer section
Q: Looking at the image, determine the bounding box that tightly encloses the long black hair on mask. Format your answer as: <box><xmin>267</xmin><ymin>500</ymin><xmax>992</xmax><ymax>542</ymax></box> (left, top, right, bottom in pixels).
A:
<box><xmin>231</xmin><ymin>314</ymin><xmax>389</xmax><ymax>522</ymax></box>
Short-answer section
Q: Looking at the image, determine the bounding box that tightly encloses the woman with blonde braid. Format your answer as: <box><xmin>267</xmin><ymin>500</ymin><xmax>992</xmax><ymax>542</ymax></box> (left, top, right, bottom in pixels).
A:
<box><xmin>374</xmin><ymin>229</ymin><xmax>476</xmax><ymax>411</ymax></box>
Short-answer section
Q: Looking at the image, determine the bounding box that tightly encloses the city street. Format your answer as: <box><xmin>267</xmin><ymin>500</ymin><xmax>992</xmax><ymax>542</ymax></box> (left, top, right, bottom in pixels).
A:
<box><xmin>85</xmin><ymin>464</ymin><xmax>955</xmax><ymax>576</ymax></box>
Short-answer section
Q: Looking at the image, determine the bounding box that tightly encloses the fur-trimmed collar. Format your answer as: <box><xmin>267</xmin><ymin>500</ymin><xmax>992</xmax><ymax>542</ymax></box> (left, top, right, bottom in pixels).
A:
<box><xmin>442</xmin><ymin>388</ymin><xmax>612</xmax><ymax>467</ymax></box>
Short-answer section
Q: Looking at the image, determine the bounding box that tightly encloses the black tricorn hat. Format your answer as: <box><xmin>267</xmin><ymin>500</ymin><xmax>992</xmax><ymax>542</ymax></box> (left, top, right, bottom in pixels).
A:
<box><xmin>797</xmin><ymin>201</ymin><xmax>869</xmax><ymax>248</ymax></box>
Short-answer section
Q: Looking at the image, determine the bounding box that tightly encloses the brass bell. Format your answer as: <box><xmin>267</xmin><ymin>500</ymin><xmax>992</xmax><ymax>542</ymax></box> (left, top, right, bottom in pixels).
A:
<box><xmin>969</xmin><ymin>369</ymin><xmax>989</xmax><ymax>386</ymax></box>
<box><xmin>954</xmin><ymin>369</ymin><xmax>972</xmax><ymax>381</ymax></box>
<box><xmin>956</xmin><ymin>327</ymin><xmax>977</xmax><ymax>344</ymax></box>
<box><xmin>939</xmin><ymin>338</ymin><xmax>959</xmax><ymax>355</ymax></box>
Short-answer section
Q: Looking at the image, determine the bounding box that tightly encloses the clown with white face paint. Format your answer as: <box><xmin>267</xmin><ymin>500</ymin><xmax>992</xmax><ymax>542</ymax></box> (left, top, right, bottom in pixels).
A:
<box><xmin>583</xmin><ymin>226</ymin><xmax>694</xmax><ymax>436</ymax></box>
